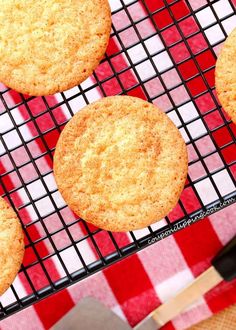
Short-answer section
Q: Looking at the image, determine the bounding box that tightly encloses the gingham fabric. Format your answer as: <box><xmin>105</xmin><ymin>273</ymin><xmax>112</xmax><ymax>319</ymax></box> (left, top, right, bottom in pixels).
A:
<box><xmin>0</xmin><ymin>0</ymin><xmax>236</xmax><ymax>329</ymax></box>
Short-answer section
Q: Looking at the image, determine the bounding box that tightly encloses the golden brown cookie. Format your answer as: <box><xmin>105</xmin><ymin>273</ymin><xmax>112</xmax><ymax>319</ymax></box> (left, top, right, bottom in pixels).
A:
<box><xmin>0</xmin><ymin>197</ymin><xmax>24</xmax><ymax>296</ymax></box>
<box><xmin>54</xmin><ymin>96</ymin><xmax>188</xmax><ymax>232</ymax></box>
<box><xmin>215</xmin><ymin>28</ymin><xmax>236</xmax><ymax>123</ymax></box>
<box><xmin>0</xmin><ymin>0</ymin><xmax>111</xmax><ymax>96</ymax></box>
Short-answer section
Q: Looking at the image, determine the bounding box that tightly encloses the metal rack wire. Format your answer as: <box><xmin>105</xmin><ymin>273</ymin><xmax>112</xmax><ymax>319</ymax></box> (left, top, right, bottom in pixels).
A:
<box><xmin>0</xmin><ymin>0</ymin><xmax>235</xmax><ymax>319</ymax></box>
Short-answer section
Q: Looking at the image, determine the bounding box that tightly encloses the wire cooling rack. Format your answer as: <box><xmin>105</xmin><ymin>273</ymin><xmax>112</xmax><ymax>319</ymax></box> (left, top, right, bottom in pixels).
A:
<box><xmin>0</xmin><ymin>0</ymin><xmax>236</xmax><ymax>320</ymax></box>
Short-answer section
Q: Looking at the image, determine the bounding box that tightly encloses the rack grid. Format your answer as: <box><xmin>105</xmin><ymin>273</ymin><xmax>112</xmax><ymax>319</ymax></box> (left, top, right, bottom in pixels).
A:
<box><xmin>0</xmin><ymin>0</ymin><xmax>235</xmax><ymax>319</ymax></box>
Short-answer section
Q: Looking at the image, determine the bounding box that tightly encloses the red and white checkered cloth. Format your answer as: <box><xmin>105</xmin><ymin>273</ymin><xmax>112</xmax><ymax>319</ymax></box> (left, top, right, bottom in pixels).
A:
<box><xmin>0</xmin><ymin>0</ymin><xmax>236</xmax><ymax>329</ymax></box>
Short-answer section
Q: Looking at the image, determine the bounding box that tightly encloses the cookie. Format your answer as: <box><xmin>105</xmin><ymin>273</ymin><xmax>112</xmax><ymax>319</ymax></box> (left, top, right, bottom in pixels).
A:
<box><xmin>0</xmin><ymin>197</ymin><xmax>24</xmax><ymax>296</ymax></box>
<box><xmin>0</xmin><ymin>0</ymin><xmax>111</xmax><ymax>96</ymax></box>
<box><xmin>54</xmin><ymin>96</ymin><xmax>188</xmax><ymax>232</ymax></box>
<box><xmin>215</xmin><ymin>28</ymin><xmax>236</xmax><ymax>123</ymax></box>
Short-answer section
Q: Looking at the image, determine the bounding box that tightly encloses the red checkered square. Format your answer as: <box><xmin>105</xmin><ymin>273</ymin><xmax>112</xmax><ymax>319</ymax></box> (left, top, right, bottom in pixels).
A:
<box><xmin>204</xmin><ymin>69</ymin><xmax>215</xmax><ymax>88</ymax></box>
<box><xmin>35</xmin><ymin>155</ymin><xmax>52</xmax><ymax>176</ymax></box>
<box><xmin>2</xmin><ymin>171</ymin><xmax>21</xmax><ymax>191</ymax></box>
<box><xmin>196</xmin><ymin>50</ymin><xmax>216</xmax><ymax>70</ymax></box>
<box><xmin>168</xmin><ymin>203</ymin><xmax>185</xmax><ymax>222</ymax></box>
<box><xmin>170</xmin><ymin>42</ymin><xmax>191</xmax><ymax>63</ymax></box>
<box><xmin>188</xmin><ymin>144</ymin><xmax>199</xmax><ymax>162</ymax></box>
<box><xmin>212</xmin><ymin>126</ymin><xmax>233</xmax><ymax>147</ymax></box>
<box><xmin>44</xmin><ymin>129</ymin><xmax>60</xmax><ymax>150</ymax></box>
<box><xmin>154</xmin><ymin>93</ymin><xmax>172</xmax><ymax>111</ymax></box>
<box><xmin>120</xmin><ymin>27</ymin><xmax>139</xmax><ymax>47</ymax></box>
<box><xmin>162</xmin><ymin>68</ymin><xmax>181</xmax><ymax>89</ymax></box>
<box><xmin>12</xmin><ymin>147</ymin><xmax>30</xmax><ymax>168</ymax></box>
<box><xmin>127</xmin><ymin>85</ymin><xmax>146</xmax><ymax>99</ymax></box>
<box><xmin>179</xmin><ymin>16</ymin><xmax>199</xmax><ymax>37</ymax></box>
<box><xmin>144</xmin><ymin>77</ymin><xmax>164</xmax><ymax>98</ymax></box>
<box><xmin>230</xmin><ymin>164</ymin><xmax>236</xmax><ymax>180</ymax></box>
<box><xmin>204</xmin><ymin>110</ymin><xmax>224</xmax><ymax>130</ymax></box>
<box><xmin>111</xmin><ymin>53</ymin><xmax>128</xmax><ymax>72</ymax></box>
<box><xmin>12</xmin><ymin>104</ymin><xmax>31</xmax><ymax>124</ymax></box>
<box><xmin>2</xmin><ymin>90</ymin><xmax>22</xmax><ymax>109</ymax></box>
<box><xmin>26</xmin><ymin>263</ymin><xmax>51</xmax><ymax>291</ymax></box>
<box><xmin>178</xmin><ymin>59</ymin><xmax>198</xmax><ymax>80</ymax></box>
<box><xmin>187</xmin><ymin>76</ymin><xmax>207</xmax><ymax>97</ymax></box>
<box><xmin>0</xmin><ymin>154</ymin><xmax>13</xmax><ymax>175</ymax></box>
<box><xmin>181</xmin><ymin>186</ymin><xmax>202</xmax><ymax>213</ymax></box>
<box><xmin>19</xmin><ymin>163</ymin><xmax>38</xmax><ymax>183</ymax></box>
<box><xmin>162</xmin><ymin>25</ymin><xmax>182</xmax><ymax>46</ymax></box>
<box><xmin>188</xmin><ymin>0</ymin><xmax>208</xmax><ymax>11</ymax></box>
<box><xmin>145</xmin><ymin>0</ymin><xmax>165</xmax><ymax>12</ymax></box>
<box><xmin>153</xmin><ymin>9</ymin><xmax>173</xmax><ymax>29</ymax></box>
<box><xmin>204</xmin><ymin>152</ymin><xmax>224</xmax><ymax>173</ymax></box>
<box><xmin>106</xmin><ymin>37</ymin><xmax>122</xmax><ymax>57</ymax></box>
<box><xmin>36</xmin><ymin>113</ymin><xmax>55</xmax><ymax>134</ymax></box>
<box><xmin>52</xmin><ymin>230</ymin><xmax>72</xmax><ymax>250</ymax></box>
<box><xmin>102</xmin><ymin>77</ymin><xmax>123</xmax><ymax>95</ymax></box>
<box><xmin>113</xmin><ymin>10</ymin><xmax>131</xmax><ymax>31</ymax></box>
<box><xmin>187</xmin><ymin>33</ymin><xmax>208</xmax><ymax>54</ymax></box>
<box><xmin>93</xmin><ymin>231</ymin><xmax>118</xmax><ymax>257</ymax></box>
<box><xmin>27</xmin><ymin>98</ymin><xmax>47</xmax><ymax>117</ymax></box>
<box><xmin>35</xmin><ymin>239</ymin><xmax>54</xmax><ymax>259</ymax></box>
<box><xmin>136</xmin><ymin>18</ymin><xmax>156</xmax><ymax>39</ymax></box>
<box><xmin>195</xmin><ymin>92</ymin><xmax>216</xmax><ymax>114</ymax></box>
<box><xmin>119</xmin><ymin>69</ymin><xmax>138</xmax><ymax>90</ymax></box>
<box><xmin>52</xmin><ymin>107</ymin><xmax>71</xmax><ymax>125</ymax></box>
<box><xmin>170</xmin><ymin>85</ymin><xmax>190</xmax><ymax>105</ymax></box>
<box><xmin>27</xmin><ymin>222</ymin><xmax>46</xmax><ymax>242</ymax></box>
<box><xmin>195</xmin><ymin>135</ymin><xmax>216</xmax><ymax>156</ymax></box>
<box><xmin>230</xmin><ymin>122</ymin><xmax>236</xmax><ymax>135</ymax></box>
<box><xmin>43</xmin><ymin>256</ymin><xmax>66</xmax><ymax>282</ymax></box>
<box><xmin>128</xmin><ymin>2</ymin><xmax>148</xmax><ymax>21</ymax></box>
<box><xmin>221</xmin><ymin>144</ymin><xmax>236</xmax><ymax>165</ymax></box>
<box><xmin>10</xmin><ymin>188</ymin><xmax>29</xmax><ymax>208</ymax></box>
<box><xmin>23</xmin><ymin>246</ymin><xmax>38</xmax><ymax>267</ymax></box>
<box><xmin>95</xmin><ymin>61</ymin><xmax>114</xmax><ymax>80</ymax></box>
<box><xmin>171</xmin><ymin>1</ymin><xmax>190</xmax><ymax>20</ymax></box>
<box><xmin>189</xmin><ymin>161</ymin><xmax>206</xmax><ymax>181</ymax></box>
